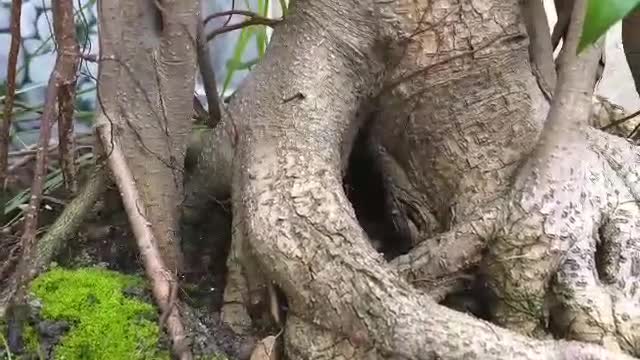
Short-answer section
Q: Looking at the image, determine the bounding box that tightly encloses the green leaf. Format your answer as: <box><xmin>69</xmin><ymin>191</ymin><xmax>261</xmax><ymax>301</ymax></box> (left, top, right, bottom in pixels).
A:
<box><xmin>221</xmin><ymin>26</ymin><xmax>257</xmax><ymax>95</ymax></box>
<box><xmin>279</xmin><ymin>0</ymin><xmax>288</xmax><ymax>17</ymax></box>
<box><xmin>579</xmin><ymin>0</ymin><xmax>640</xmax><ymax>52</ymax></box>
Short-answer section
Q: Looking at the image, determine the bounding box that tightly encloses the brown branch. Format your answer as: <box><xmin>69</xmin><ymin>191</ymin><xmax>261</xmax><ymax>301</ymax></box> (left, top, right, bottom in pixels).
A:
<box><xmin>599</xmin><ymin>108</ymin><xmax>640</xmax><ymax>131</ymax></box>
<box><xmin>3</xmin><ymin>1</ymin><xmax>89</xmax><ymax>351</ymax></box>
<box><xmin>54</xmin><ymin>0</ymin><xmax>81</xmax><ymax>194</ymax></box>
<box><xmin>203</xmin><ymin>9</ymin><xmax>274</xmax><ymax>25</ymax></box>
<box><xmin>95</xmin><ymin>116</ymin><xmax>192</xmax><ymax>360</ymax></box>
<box><xmin>5</xmin><ymin>40</ymin><xmax>58</xmax><ymax>356</ymax></box>
<box><xmin>206</xmin><ymin>17</ymin><xmax>282</xmax><ymax>41</ymax></box>
<box><xmin>18</xmin><ymin>64</ymin><xmax>57</xmax><ymax>270</ymax></box>
<box><xmin>0</xmin><ymin>0</ymin><xmax>24</xmax><ymax>223</ymax></box>
<box><xmin>196</xmin><ymin>21</ymin><xmax>221</xmax><ymax>127</ymax></box>
<box><xmin>551</xmin><ymin>0</ymin><xmax>572</xmax><ymax>52</ymax></box>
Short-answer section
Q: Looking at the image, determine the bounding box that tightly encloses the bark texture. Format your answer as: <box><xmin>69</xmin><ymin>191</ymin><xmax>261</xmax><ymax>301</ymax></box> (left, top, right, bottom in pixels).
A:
<box><xmin>213</xmin><ymin>0</ymin><xmax>638</xmax><ymax>358</ymax></box>
<box><xmin>97</xmin><ymin>0</ymin><xmax>199</xmax><ymax>271</ymax></box>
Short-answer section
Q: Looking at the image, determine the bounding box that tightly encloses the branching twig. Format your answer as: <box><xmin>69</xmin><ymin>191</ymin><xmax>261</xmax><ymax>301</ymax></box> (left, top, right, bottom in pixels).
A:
<box><xmin>206</xmin><ymin>16</ymin><xmax>281</xmax><ymax>41</ymax></box>
<box><xmin>0</xmin><ymin>0</ymin><xmax>24</xmax><ymax>223</ymax></box>
<box><xmin>54</xmin><ymin>0</ymin><xmax>81</xmax><ymax>193</ymax></box>
<box><xmin>203</xmin><ymin>9</ymin><xmax>273</xmax><ymax>25</ymax></box>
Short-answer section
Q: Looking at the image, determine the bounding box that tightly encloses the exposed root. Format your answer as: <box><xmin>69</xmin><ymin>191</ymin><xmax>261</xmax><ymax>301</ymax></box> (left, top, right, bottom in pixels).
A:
<box><xmin>96</xmin><ymin>115</ymin><xmax>193</xmax><ymax>360</ymax></box>
<box><xmin>392</xmin><ymin>220</ymin><xmax>491</xmax><ymax>300</ymax></box>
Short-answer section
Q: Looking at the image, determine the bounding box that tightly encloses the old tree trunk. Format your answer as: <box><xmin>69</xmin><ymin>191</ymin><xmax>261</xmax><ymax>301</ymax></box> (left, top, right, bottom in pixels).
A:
<box><xmin>187</xmin><ymin>0</ymin><xmax>640</xmax><ymax>357</ymax></box>
<box><xmin>188</xmin><ymin>0</ymin><xmax>640</xmax><ymax>358</ymax></box>
<box><xmin>9</xmin><ymin>0</ymin><xmax>640</xmax><ymax>358</ymax></box>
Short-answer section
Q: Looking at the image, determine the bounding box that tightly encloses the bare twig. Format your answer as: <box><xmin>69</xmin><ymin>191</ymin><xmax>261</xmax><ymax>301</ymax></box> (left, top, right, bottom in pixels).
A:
<box><xmin>196</xmin><ymin>21</ymin><xmax>221</xmax><ymax>127</ymax></box>
<box><xmin>203</xmin><ymin>9</ymin><xmax>272</xmax><ymax>25</ymax></box>
<box><xmin>600</xmin><ymin>108</ymin><xmax>640</xmax><ymax>131</ymax></box>
<box><xmin>54</xmin><ymin>0</ymin><xmax>81</xmax><ymax>193</ymax></box>
<box><xmin>18</xmin><ymin>66</ymin><xmax>57</xmax><ymax>271</ymax></box>
<box><xmin>0</xmin><ymin>0</ymin><xmax>24</xmax><ymax>222</ymax></box>
<box><xmin>3</xmin><ymin>1</ymin><xmax>88</xmax><ymax>351</ymax></box>
<box><xmin>5</xmin><ymin>40</ymin><xmax>58</xmax><ymax>356</ymax></box>
<box><xmin>96</xmin><ymin>117</ymin><xmax>192</xmax><ymax>360</ymax></box>
<box><xmin>206</xmin><ymin>16</ymin><xmax>281</xmax><ymax>41</ymax></box>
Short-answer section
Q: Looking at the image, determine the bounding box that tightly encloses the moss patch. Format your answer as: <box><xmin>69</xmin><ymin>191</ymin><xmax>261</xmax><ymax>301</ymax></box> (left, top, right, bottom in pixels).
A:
<box><xmin>29</xmin><ymin>267</ymin><xmax>169</xmax><ymax>360</ymax></box>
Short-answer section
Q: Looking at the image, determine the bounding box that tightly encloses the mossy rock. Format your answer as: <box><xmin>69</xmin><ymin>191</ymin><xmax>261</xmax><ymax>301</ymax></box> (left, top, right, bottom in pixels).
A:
<box><xmin>27</xmin><ymin>267</ymin><xmax>169</xmax><ymax>360</ymax></box>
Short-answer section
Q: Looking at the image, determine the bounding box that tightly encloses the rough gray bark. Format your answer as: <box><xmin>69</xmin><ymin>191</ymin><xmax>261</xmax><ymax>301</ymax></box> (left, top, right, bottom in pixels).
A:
<box><xmin>97</xmin><ymin>0</ymin><xmax>199</xmax><ymax>271</ymax></box>
<box><xmin>171</xmin><ymin>0</ymin><xmax>640</xmax><ymax>358</ymax></box>
<box><xmin>198</xmin><ymin>0</ymin><xmax>639</xmax><ymax>358</ymax></box>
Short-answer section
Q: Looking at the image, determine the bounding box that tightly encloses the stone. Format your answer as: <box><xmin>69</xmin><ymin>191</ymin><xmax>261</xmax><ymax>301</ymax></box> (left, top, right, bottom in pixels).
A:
<box><xmin>28</xmin><ymin>50</ymin><xmax>56</xmax><ymax>84</ymax></box>
<box><xmin>37</xmin><ymin>320</ymin><xmax>70</xmax><ymax>338</ymax></box>
<box><xmin>0</xmin><ymin>33</ymin><xmax>26</xmax><ymax>85</ymax></box>
<box><xmin>20</xmin><ymin>1</ymin><xmax>38</xmax><ymax>38</ymax></box>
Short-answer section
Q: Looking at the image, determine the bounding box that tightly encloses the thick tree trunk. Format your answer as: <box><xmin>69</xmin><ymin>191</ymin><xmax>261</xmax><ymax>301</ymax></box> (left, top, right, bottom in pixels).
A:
<box><xmin>175</xmin><ymin>0</ymin><xmax>640</xmax><ymax>358</ymax></box>
<box><xmin>204</xmin><ymin>0</ymin><xmax>638</xmax><ymax>358</ymax></box>
<box><xmin>97</xmin><ymin>0</ymin><xmax>199</xmax><ymax>271</ymax></box>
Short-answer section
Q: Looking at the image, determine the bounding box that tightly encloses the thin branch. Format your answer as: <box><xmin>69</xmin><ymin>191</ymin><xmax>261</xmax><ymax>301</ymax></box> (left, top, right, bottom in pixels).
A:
<box><xmin>0</xmin><ymin>0</ymin><xmax>24</xmax><ymax>223</ymax></box>
<box><xmin>600</xmin><ymin>108</ymin><xmax>640</xmax><ymax>131</ymax></box>
<box><xmin>4</xmin><ymin>0</ymin><xmax>87</xmax><ymax>351</ymax></box>
<box><xmin>203</xmin><ymin>9</ymin><xmax>271</xmax><ymax>25</ymax></box>
<box><xmin>55</xmin><ymin>0</ymin><xmax>81</xmax><ymax>194</ymax></box>
<box><xmin>196</xmin><ymin>21</ymin><xmax>221</xmax><ymax>127</ymax></box>
<box><xmin>96</xmin><ymin>116</ymin><xmax>192</xmax><ymax>360</ymax></box>
<box><xmin>5</xmin><ymin>38</ymin><xmax>58</xmax><ymax>357</ymax></box>
<box><xmin>18</xmin><ymin>66</ymin><xmax>57</xmax><ymax>265</ymax></box>
<box><xmin>206</xmin><ymin>17</ymin><xmax>282</xmax><ymax>41</ymax></box>
<box><xmin>551</xmin><ymin>0</ymin><xmax>572</xmax><ymax>52</ymax></box>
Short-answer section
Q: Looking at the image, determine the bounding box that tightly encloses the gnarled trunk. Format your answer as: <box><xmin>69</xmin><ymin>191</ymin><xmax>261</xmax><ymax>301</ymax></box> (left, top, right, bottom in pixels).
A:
<box><xmin>202</xmin><ymin>0</ymin><xmax>639</xmax><ymax>358</ymax></box>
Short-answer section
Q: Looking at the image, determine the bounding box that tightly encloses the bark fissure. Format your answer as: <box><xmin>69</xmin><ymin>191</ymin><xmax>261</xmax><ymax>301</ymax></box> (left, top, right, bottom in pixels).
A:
<box><xmin>220</xmin><ymin>0</ymin><xmax>637</xmax><ymax>358</ymax></box>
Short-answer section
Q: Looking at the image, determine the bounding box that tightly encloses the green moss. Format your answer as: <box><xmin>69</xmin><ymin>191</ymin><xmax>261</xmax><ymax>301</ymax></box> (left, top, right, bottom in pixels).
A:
<box><xmin>193</xmin><ymin>354</ymin><xmax>229</xmax><ymax>360</ymax></box>
<box><xmin>29</xmin><ymin>267</ymin><xmax>169</xmax><ymax>360</ymax></box>
<box><xmin>22</xmin><ymin>324</ymin><xmax>42</xmax><ymax>359</ymax></box>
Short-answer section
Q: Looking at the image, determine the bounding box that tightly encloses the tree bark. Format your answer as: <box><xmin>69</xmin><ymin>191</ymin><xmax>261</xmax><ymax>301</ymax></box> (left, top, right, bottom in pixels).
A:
<box><xmin>96</xmin><ymin>0</ymin><xmax>199</xmax><ymax>271</ymax></box>
<box><xmin>217</xmin><ymin>0</ymin><xmax>636</xmax><ymax>358</ymax></box>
